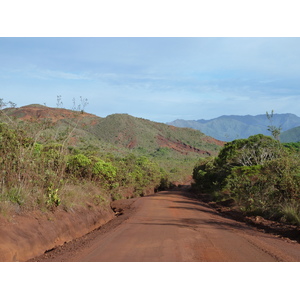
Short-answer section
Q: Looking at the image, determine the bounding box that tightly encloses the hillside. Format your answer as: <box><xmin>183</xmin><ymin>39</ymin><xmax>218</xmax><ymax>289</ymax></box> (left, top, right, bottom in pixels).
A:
<box><xmin>3</xmin><ymin>104</ymin><xmax>223</xmax><ymax>156</ymax></box>
<box><xmin>89</xmin><ymin>113</ymin><xmax>224</xmax><ymax>155</ymax></box>
<box><xmin>167</xmin><ymin>113</ymin><xmax>300</xmax><ymax>142</ymax></box>
<box><xmin>280</xmin><ymin>126</ymin><xmax>300</xmax><ymax>143</ymax></box>
<box><xmin>1</xmin><ymin>105</ymin><xmax>225</xmax><ymax>184</ymax></box>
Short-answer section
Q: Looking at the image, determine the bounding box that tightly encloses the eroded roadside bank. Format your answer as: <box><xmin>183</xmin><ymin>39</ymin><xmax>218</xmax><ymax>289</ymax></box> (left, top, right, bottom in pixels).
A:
<box><xmin>0</xmin><ymin>202</ymin><xmax>114</xmax><ymax>262</ymax></box>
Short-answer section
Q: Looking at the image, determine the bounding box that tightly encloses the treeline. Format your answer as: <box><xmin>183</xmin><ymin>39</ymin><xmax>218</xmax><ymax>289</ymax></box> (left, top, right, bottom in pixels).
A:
<box><xmin>0</xmin><ymin>121</ymin><xmax>171</xmax><ymax>215</ymax></box>
<box><xmin>192</xmin><ymin>134</ymin><xmax>300</xmax><ymax>225</ymax></box>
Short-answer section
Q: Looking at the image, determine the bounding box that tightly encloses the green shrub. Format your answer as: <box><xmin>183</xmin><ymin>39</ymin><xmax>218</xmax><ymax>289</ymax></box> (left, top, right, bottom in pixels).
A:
<box><xmin>92</xmin><ymin>159</ymin><xmax>117</xmax><ymax>183</ymax></box>
<box><xmin>67</xmin><ymin>154</ymin><xmax>92</xmax><ymax>178</ymax></box>
<box><xmin>46</xmin><ymin>185</ymin><xmax>61</xmax><ymax>208</ymax></box>
<box><xmin>192</xmin><ymin>134</ymin><xmax>300</xmax><ymax>223</ymax></box>
<box><xmin>225</xmin><ymin>165</ymin><xmax>277</xmax><ymax>214</ymax></box>
<box><xmin>216</xmin><ymin>134</ymin><xmax>282</xmax><ymax>170</ymax></box>
<box><xmin>192</xmin><ymin>157</ymin><xmax>224</xmax><ymax>192</ymax></box>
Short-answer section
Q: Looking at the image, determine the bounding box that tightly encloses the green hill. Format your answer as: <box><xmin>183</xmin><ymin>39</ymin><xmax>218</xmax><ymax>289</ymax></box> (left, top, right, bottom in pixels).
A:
<box><xmin>280</xmin><ymin>126</ymin><xmax>300</xmax><ymax>143</ymax></box>
<box><xmin>89</xmin><ymin>113</ymin><xmax>223</xmax><ymax>154</ymax></box>
<box><xmin>3</xmin><ymin>105</ymin><xmax>223</xmax><ymax>154</ymax></box>
<box><xmin>0</xmin><ymin>103</ymin><xmax>226</xmax><ymax>224</ymax></box>
<box><xmin>1</xmin><ymin>105</ymin><xmax>224</xmax><ymax>183</ymax></box>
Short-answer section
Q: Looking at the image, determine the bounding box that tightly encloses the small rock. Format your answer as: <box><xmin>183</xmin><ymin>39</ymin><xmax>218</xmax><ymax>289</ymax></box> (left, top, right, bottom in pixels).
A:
<box><xmin>255</xmin><ymin>216</ymin><xmax>263</xmax><ymax>222</ymax></box>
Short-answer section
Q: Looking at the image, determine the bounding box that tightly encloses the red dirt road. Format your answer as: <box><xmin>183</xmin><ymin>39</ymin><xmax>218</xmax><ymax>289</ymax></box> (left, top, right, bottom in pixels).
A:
<box><xmin>31</xmin><ymin>189</ymin><xmax>300</xmax><ymax>262</ymax></box>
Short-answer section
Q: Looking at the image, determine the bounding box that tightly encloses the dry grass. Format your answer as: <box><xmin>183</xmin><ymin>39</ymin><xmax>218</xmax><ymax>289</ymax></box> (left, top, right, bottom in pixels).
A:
<box><xmin>58</xmin><ymin>182</ymin><xmax>111</xmax><ymax>212</ymax></box>
<box><xmin>281</xmin><ymin>202</ymin><xmax>300</xmax><ymax>225</ymax></box>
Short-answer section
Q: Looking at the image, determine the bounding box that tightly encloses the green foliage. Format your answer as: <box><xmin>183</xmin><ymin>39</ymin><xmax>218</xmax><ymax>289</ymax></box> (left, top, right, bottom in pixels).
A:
<box><xmin>0</xmin><ymin>122</ymin><xmax>33</xmax><ymax>153</ymax></box>
<box><xmin>283</xmin><ymin>141</ymin><xmax>300</xmax><ymax>153</ymax></box>
<box><xmin>46</xmin><ymin>185</ymin><xmax>61</xmax><ymax>208</ymax></box>
<box><xmin>0</xmin><ymin>123</ymin><xmax>34</xmax><ymax>192</ymax></box>
<box><xmin>225</xmin><ymin>165</ymin><xmax>277</xmax><ymax>214</ymax></box>
<box><xmin>193</xmin><ymin>157</ymin><xmax>221</xmax><ymax>192</ymax></box>
<box><xmin>67</xmin><ymin>154</ymin><xmax>92</xmax><ymax>177</ymax></box>
<box><xmin>92</xmin><ymin>159</ymin><xmax>117</xmax><ymax>183</ymax></box>
<box><xmin>216</xmin><ymin>134</ymin><xmax>282</xmax><ymax>169</ymax></box>
<box><xmin>112</xmin><ymin>154</ymin><xmax>163</xmax><ymax>196</ymax></box>
<box><xmin>192</xmin><ymin>134</ymin><xmax>300</xmax><ymax>224</ymax></box>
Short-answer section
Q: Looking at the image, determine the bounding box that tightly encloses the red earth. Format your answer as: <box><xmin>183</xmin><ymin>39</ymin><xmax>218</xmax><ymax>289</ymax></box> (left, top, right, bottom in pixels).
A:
<box><xmin>29</xmin><ymin>187</ymin><xmax>300</xmax><ymax>262</ymax></box>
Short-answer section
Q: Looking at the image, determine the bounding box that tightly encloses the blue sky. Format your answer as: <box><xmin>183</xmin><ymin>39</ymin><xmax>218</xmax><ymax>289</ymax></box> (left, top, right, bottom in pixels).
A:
<box><xmin>1</xmin><ymin>37</ymin><xmax>300</xmax><ymax>122</ymax></box>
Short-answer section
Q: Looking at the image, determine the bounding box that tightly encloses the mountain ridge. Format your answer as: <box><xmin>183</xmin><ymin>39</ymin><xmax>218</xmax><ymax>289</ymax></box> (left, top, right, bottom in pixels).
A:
<box><xmin>167</xmin><ymin>113</ymin><xmax>300</xmax><ymax>142</ymax></box>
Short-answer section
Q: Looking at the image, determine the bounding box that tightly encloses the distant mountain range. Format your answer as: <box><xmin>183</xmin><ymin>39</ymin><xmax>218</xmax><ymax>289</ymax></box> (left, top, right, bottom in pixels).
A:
<box><xmin>167</xmin><ymin>113</ymin><xmax>300</xmax><ymax>142</ymax></box>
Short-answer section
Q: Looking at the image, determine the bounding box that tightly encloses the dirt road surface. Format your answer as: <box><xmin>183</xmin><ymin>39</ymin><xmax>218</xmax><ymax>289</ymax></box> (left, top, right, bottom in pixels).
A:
<box><xmin>31</xmin><ymin>188</ymin><xmax>300</xmax><ymax>262</ymax></box>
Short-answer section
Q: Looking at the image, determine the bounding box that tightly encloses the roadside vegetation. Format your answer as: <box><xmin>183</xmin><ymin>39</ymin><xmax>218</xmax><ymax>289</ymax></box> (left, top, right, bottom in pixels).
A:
<box><xmin>0</xmin><ymin>99</ymin><xmax>177</xmax><ymax>217</ymax></box>
<box><xmin>1</xmin><ymin>95</ymin><xmax>221</xmax><ymax>218</ymax></box>
<box><xmin>192</xmin><ymin>132</ymin><xmax>300</xmax><ymax>225</ymax></box>
<box><xmin>9</xmin><ymin>97</ymin><xmax>299</xmax><ymax>230</ymax></box>
<box><xmin>0</xmin><ymin>119</ymin><xmax>171</xmax><ymax>215</ymax></box>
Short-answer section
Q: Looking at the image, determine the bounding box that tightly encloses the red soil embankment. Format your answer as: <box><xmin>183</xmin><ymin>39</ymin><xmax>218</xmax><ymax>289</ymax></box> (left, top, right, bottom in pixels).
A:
<box><xmin>0</xmin><ymin>204</ymin><xmax>114</xmax><ymax>262</ymax></box>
